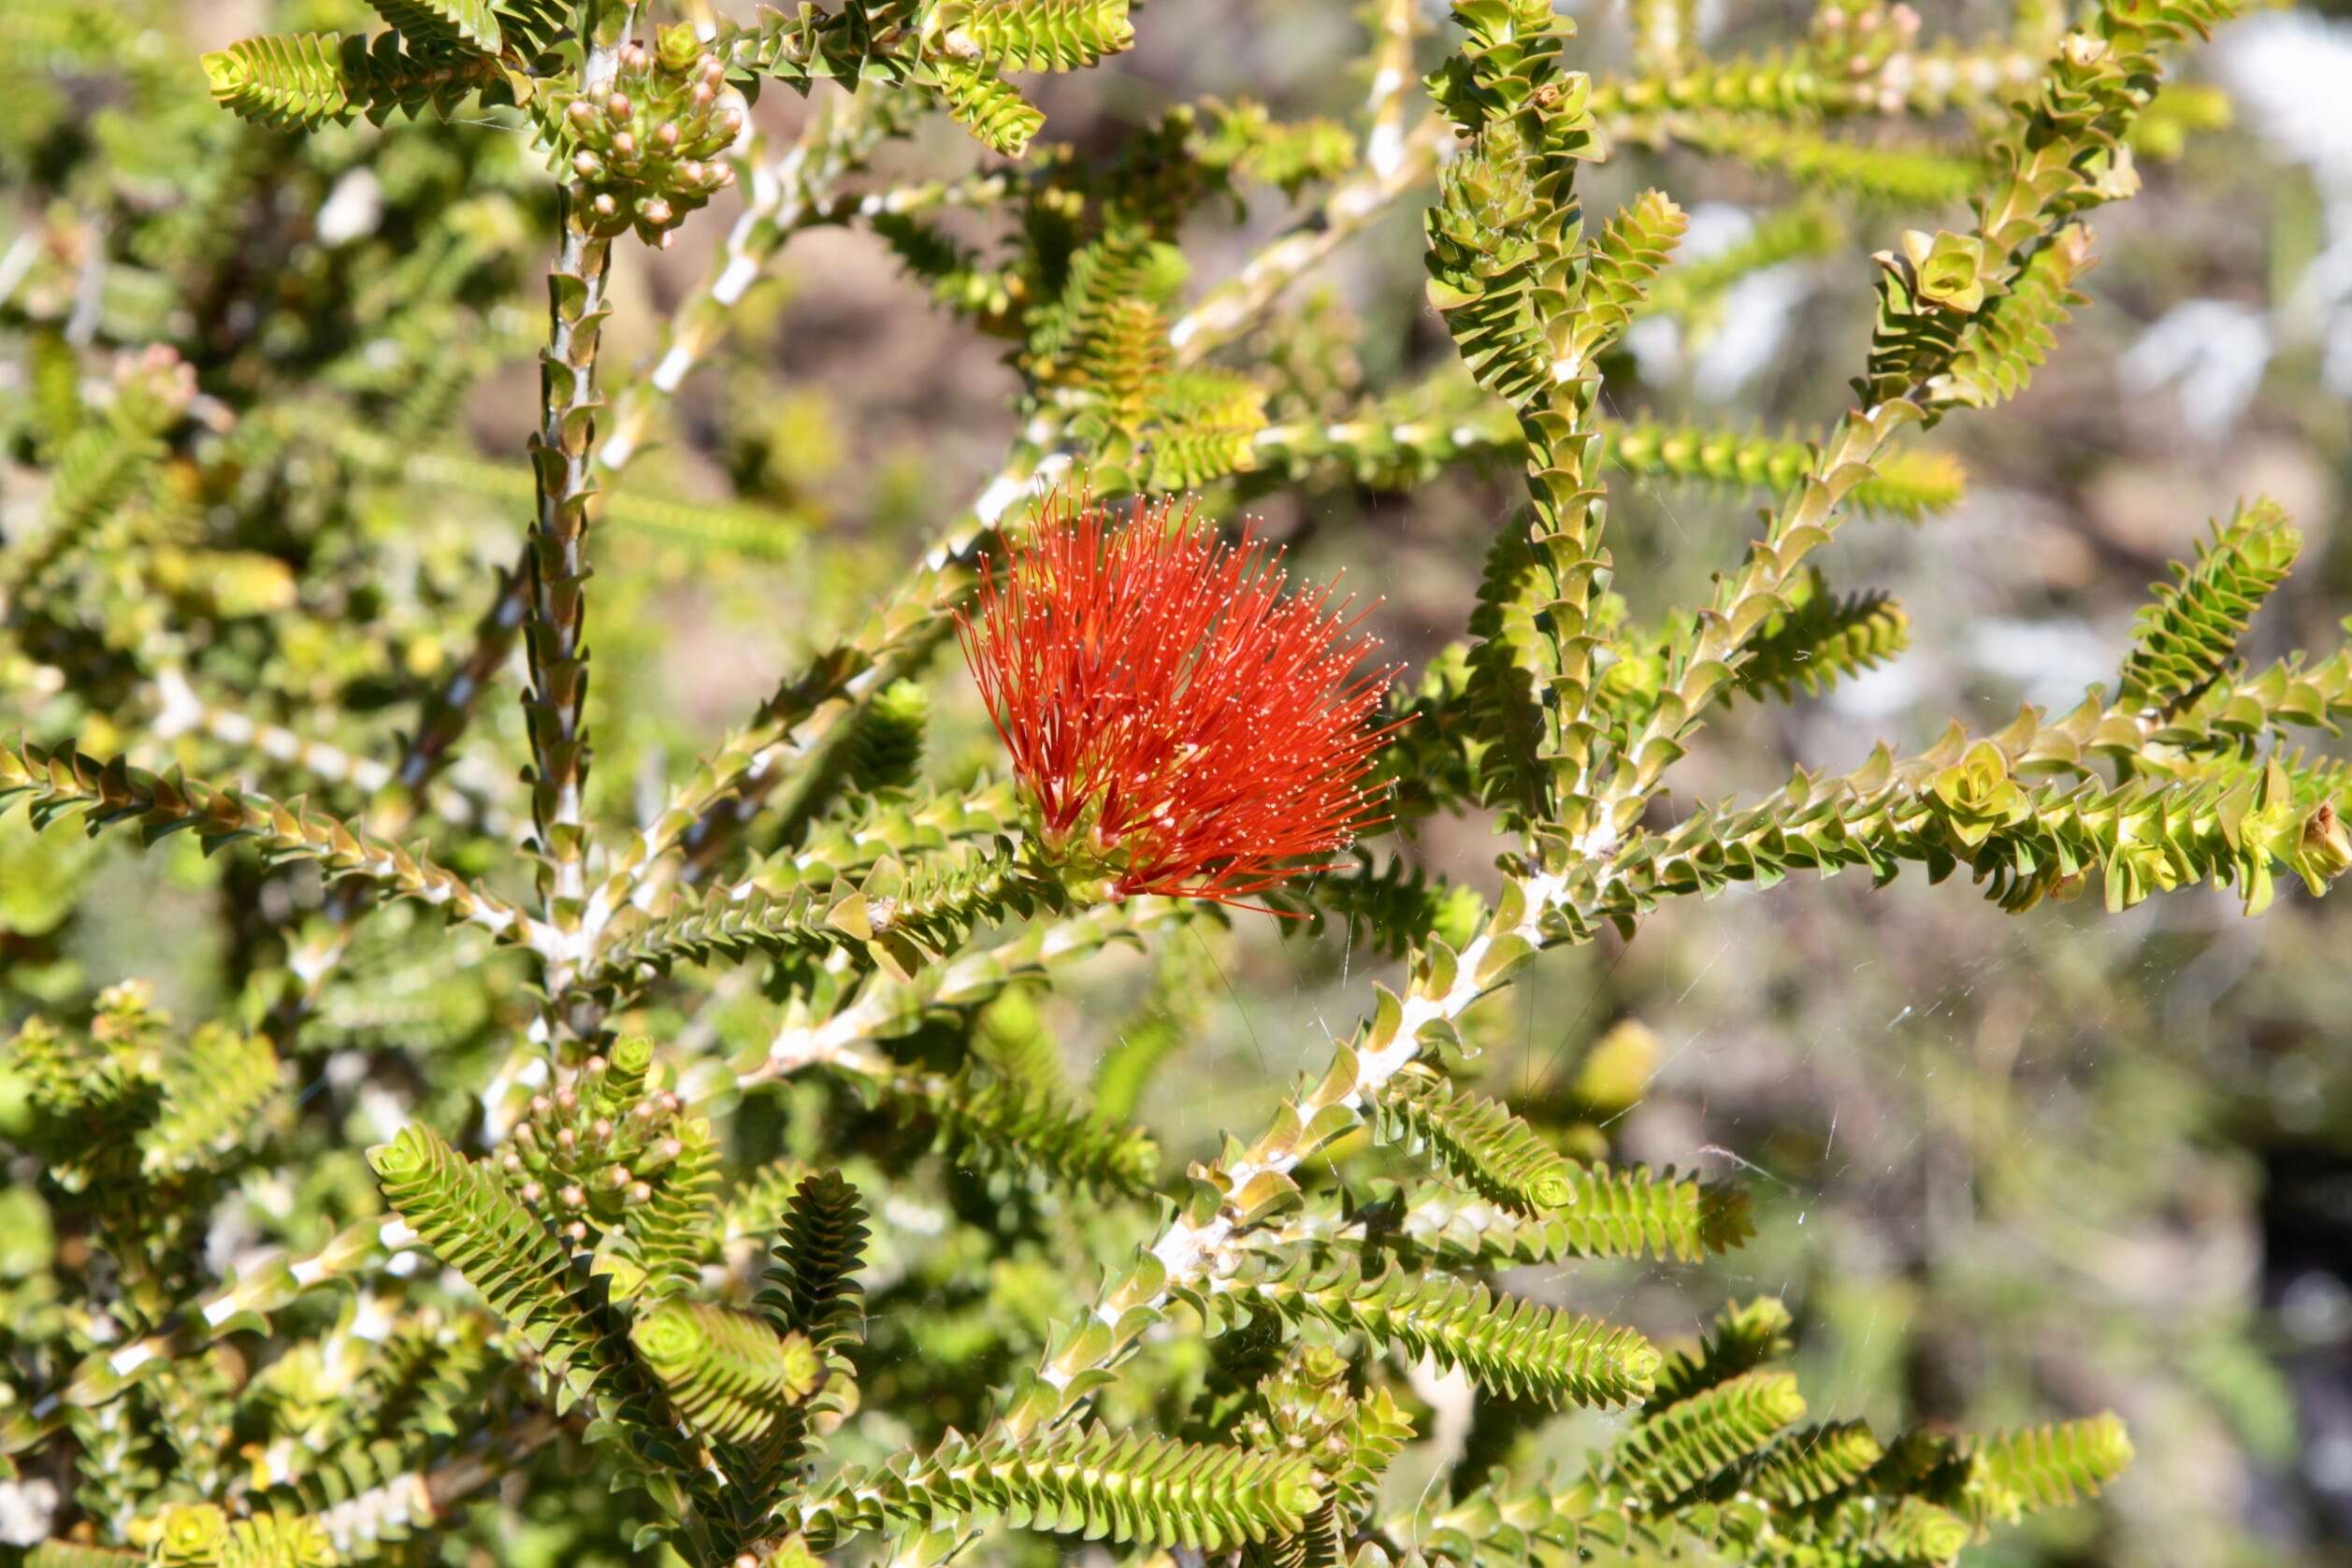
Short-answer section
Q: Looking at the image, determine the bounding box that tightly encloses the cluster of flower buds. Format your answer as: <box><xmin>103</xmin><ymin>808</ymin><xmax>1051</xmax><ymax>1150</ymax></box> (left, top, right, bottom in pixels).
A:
<box><xmin>560</xmin><ymin>24</ymin><xmax>743</xmax><ymax>248</ymax></box>
<box><xmin>1811</xmin><ymin>2</ymin><xmax>1921</xmax><ymax>67</ymax></box>
<box><xmin>500</xmin><ymin>1037</ymin><xmax>684</xmax><ymax>1243</ymax></box>
<box><xmin>1814</xmin><ymin>3</ymin><xmax>2034</xmax><ymax>118</ymax></box>
<box><xmin>110</xmin><ymin>343</ymin><xmax>198</xmax><ymax>429</ymax></box>
<box><xmin>1820</xmin><ymin>7</ymin><xmax>1928</xmax><ymax>116</ymax></box>
<box><xmin>1237</xmin><ymin>1345</ymin><xmax>1357</xmax><ymax>1463</ymax></box>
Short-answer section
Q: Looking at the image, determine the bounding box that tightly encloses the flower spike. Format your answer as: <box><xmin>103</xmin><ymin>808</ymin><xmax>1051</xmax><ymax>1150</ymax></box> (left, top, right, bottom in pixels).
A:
<box><xmin>957</xmin><ymin>488</ymin><xmax>1399</xmax><ymax>909</ymax></box>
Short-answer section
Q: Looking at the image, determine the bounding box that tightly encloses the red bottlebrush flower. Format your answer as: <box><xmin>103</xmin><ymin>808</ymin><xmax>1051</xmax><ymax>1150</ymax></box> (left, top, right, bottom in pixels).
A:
<box><xmin>957</xmin><ymin>490</ymin><xmax>1398</xmax><ymax>909</ymax></box>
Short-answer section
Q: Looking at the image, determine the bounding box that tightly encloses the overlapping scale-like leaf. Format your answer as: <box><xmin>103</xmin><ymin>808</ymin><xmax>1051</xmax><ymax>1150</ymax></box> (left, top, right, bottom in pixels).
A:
<box><xmin>367</xmin><ymin>1125</ymin><xmax>618</xmax><ymax>1409</ymax></box>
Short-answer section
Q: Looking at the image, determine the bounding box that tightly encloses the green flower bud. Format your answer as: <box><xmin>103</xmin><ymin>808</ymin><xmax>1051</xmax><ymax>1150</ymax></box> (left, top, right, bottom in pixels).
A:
<box><xmin>2294</xmin><ymin>800</ymin><xmax>2351</xmax><ymax>887</ymax></box>
<box><xmin>1898</xmin><ymin>228</ymin><xmax>1992</xmax><ymax>314</ymax></box>
<box><xmin>657</xmin><ymin>22</ymin><xmax>701</xmax><ymax>74</ymax></box>
<box><xmin>157</xmin><ymin>1503</ymin><xmax>228</xmax><ymax>1567</ymax></box>
<box><xmin>1929</xmin><ymin>739</ymin><xmax>2025</xmax><ymax>846</ymax></box>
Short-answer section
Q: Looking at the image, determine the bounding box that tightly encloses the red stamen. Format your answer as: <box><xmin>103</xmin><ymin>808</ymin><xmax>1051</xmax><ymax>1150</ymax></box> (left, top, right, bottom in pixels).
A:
<box><xmin>956</xmin><ymin>489</ymin><xmax>1401</xmax><ymax>911</ymax></box>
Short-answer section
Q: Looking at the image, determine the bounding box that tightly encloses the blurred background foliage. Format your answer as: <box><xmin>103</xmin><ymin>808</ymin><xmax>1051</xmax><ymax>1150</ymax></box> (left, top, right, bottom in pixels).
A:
<box><xmin>4</xmin><ymin>1</ymin><xmax>2351</xmax><ymax>1564</ymax></box>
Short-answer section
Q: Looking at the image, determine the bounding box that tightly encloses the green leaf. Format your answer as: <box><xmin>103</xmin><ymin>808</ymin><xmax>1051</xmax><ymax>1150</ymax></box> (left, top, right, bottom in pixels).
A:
<box><xmin>1568</xmin><ymin>189</ymin><xmax>1687</xmax><ymax>366</ymax></box>
<box><xmin>847</xmin><ymin>680</ymin><xmax>931</xmax><ymax>794</ymax></box>
<box><xmin>874</xmin><ymin>1422</ymin><xmax>1320</xmax><ymax>1550</ymax></box>
<box><xmin>907</xmin><ymin>1068</ymin><xmax>1161</xmax><ymax>1200</ymax></box>
<box><xmin>1608</xmin><ymin>421</ymin><xmax>1969</xmax><ymax>522</ymax></box>
<box><xmin>202</xmin><ymin>32</ymin><xmax>505</xmax><ymax>131</ymax></box>
<box><xmin>631</xmin><ymin>1300</ymin><xmax>820</xmax><ymax>1446</ymax></box>
<box><xmin>758</xmin><ymin>1170</ymin><xmax>870</xmax><ymax>1353</ymax></box>
<box><xmin>139</xmin><ymin>1025</ymin><xmax>280</xmax><ymax>1176</ymax></box>
<box><xmin>1744</xmin><ymin>1420</ymin><xmax>1885</xmax><ymax>1506</ymax></box>
<box><xmin>366</xmin><ymin>0</ymin><xmax>502</xmax><ymax>54</ymax></box>
<box><xmin>153</xmin><ymin>1504</ymin><xmax>335</xmax><ymax>1568</ymax></box>
<box><xmin>367</xmin><ymin>1124</ymin><xmax>620</xmax><ymax>1409</ymax></box>
<box><xmin>1733</xmin><ymin>571</ymin><xmax>1911</xmax><ymax>703</ymax></box>
<box><xmin>933</xmin><ymin>0</ymin><xmax>1134</xmax><ymax>72</ymax></box>
<box><xmin>493</xmin><ymin>0</ymin><xmax>570</xmax><ymax>52</ymax></box>
<box><xmin>1964</xmin><ymin>1413</ymin><xmax>2134</xmax><ymax>1524</ymax></box>
<box><xmin>1229</xmin><ymin>1255</ymin><xmax>1659</xmax><ymax>1408</ymax></box>
<box><xmin>925</xmin><ymin>57</ymin><xmax>1046</xmax><ymax>157</ymax></box>
<box><xmin>620</xmin><ymin>1115</ymin><xmax>721</xmax><ymax>1301</ymax></box>
<box><xmin>1371</xmin><ymin>1071</ymin><xmax>1575</xmax><ymax>1216</ymax></box>
<box><xmin>1649</xmin><ymin>1297</ymin><xmax>1795</xmax><ymax>1406</ymax></box>
<box><xmin>1372</xmin><ymin>1159</ymin><xmax>1753</xmax><ymax>1265</ymax></box>
<box><xmin>1607</xmin><ymin>1369</ymin><xmax>1806</xmax><ymax>1502</ymax></box>
<box><xmin>2119</xmin><ymin>498</ymin><xmax>2301</xmax><ymax>715</ymax></box>
<box><xmin>590</xmin><ymin>842</ymin><xmax>1032</xmax><ymax>990</ymax></box>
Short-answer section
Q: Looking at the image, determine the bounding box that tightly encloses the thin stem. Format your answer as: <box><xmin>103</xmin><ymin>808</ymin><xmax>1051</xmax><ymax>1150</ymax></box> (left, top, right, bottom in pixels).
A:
<box><xmin>519</xmin><ymin>1</ymin><xmax>640</xmax><ymax>1044</ymax></box>
<box><xmin>421</xmin><ymin>1412</ymin><xmax>564</xmax><ymax>1510</ymax></box>
<box><xmin>524</xmin><ymin>209</ymin><xmax>614</xmax><ymax>968</ymax></box>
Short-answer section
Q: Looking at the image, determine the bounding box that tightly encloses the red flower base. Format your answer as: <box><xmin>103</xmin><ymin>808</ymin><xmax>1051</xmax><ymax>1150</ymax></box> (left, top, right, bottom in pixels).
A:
<box><xmin>957</xmin><ymin>490</ymin><xmax>1398</xmax><ymax>909</ymax></box>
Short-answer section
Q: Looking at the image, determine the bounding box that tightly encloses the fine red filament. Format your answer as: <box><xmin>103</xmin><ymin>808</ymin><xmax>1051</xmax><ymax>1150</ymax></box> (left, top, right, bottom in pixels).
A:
<box><xmin>957</xmin><ymin>491</ymin><xmax>1398</xmax><ymax>909</ymax></box>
